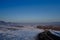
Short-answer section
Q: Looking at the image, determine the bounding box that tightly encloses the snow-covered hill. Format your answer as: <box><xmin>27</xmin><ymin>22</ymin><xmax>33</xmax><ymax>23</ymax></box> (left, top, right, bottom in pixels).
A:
<box><xmin>0</xmin><ymin>25</ymin><xmax>44</xmax><ymax>40</ymax></box>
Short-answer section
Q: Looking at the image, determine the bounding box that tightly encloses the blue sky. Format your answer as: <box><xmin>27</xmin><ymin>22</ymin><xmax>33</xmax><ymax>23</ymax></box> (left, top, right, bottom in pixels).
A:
<box><xmin>0</xmin><ymin>0</ymin><xmax>60</xmax><ymax>23</ymax></box>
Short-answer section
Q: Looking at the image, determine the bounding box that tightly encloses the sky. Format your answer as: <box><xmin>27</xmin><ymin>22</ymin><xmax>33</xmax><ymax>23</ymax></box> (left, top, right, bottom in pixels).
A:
<box><xmin>0</xmin><ymin>0</ymin><xmax>60</xmax><ymax>23</ymax></box>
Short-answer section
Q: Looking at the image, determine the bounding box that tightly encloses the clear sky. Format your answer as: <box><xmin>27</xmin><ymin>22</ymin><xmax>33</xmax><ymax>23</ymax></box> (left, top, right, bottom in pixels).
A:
<box><xmin>0</xmin><ymin>0</ymin><xmax>60</xmax><ymax>23</ymax></box>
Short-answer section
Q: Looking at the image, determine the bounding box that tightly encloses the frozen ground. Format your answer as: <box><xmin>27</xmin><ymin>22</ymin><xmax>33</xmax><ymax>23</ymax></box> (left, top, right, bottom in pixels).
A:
<box><xmin>0</xmin><ymin>25</ymin><xmax>44</xmax><ymax>40</ymax></box>
<box><xmin>0</xmin><ymin>25</ymin><xmax>60</xmax><ymax>40</ymax></box>
<box><xmin>49</xmin><ymin>30</ymin><xmax>60</xmax><ymax>37</ymax></box>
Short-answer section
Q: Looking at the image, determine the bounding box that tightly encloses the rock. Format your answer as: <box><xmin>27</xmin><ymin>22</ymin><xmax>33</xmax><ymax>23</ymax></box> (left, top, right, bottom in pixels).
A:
<box><xmin>36</xmin><ymin>31</ymin><xmax>60</xmax><ymax>40</ymax></box>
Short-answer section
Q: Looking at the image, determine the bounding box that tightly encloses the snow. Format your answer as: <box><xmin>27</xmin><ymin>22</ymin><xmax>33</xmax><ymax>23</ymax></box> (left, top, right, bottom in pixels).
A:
<box><xmin>49</xmin><ymin>30</ymin><xmax>60</xmax><ymax>37</ymax></box>
<box><xmin>0</xmin><ymin>25</ymin><xmax>44</xmax><ymax>40</ymax></box>
<box><xmin>0</xmin><ymin>25</ymin><xmax>60</xmax><ymax>40</ymax></box>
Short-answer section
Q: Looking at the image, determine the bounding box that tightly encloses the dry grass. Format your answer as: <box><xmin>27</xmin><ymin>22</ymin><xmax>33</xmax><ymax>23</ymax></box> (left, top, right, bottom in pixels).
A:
<box><xmin>37</xmin><ymin>25</ymin><xmax>60</xmax><ymax>31</ymax></box>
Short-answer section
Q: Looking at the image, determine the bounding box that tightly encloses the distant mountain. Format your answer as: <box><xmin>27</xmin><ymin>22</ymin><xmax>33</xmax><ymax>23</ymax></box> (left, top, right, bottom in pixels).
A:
<box><xmin>0</xmin><ymin>21</ymin><xmax>14</xmax><ymax>26</ymax></box>
<box><xmin>0</xmin><ymin>21</ymin><xmax>7</xmax><ymax>25</ymax></box>
<box><xmin>0</xmin><ymin>21</ymin><xmax>22</xmax><ymax>26</ymax></box>
<box><xmin>49</xmin><ymin>22</ymin><xmax>60</xmax><ymax>26</ymax></box>
<box><xmin>0</xmin><ymin>21</ymin><xmax>60</xmax><ymax>26</ymax></box>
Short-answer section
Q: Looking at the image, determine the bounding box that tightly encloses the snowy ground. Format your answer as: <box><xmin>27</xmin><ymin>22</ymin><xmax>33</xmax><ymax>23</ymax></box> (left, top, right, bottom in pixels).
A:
<box><xmin>49</xmin><ymin>30</ymin><xmax>60</xmax><ymax>37</ymax></box>
<box><xmin>0</xmin><ymin>25</ymin><xmax>44</xmax><ymax>40</ymax></box>
<box><xmin>0</xmin><ymin>25</ymin><xmax>60</xmax><ymax>40</ymax></box>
